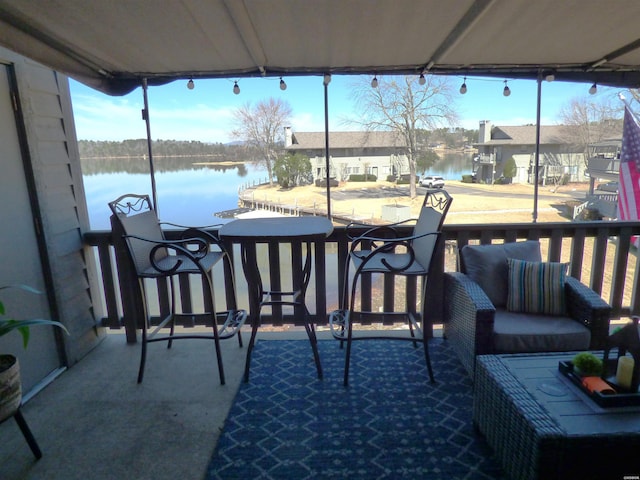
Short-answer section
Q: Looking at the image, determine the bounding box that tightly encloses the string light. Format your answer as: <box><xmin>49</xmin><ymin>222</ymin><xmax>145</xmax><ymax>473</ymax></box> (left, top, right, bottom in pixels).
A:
<box><xmin>419</xmin><ymin>73</ymin><xmax>426</xmax><ymax>85</ymax></box>
<box><xmin>187</xmin><ymin>78</ymin><xmax>194</xmax><ymax>90</ymax></box>
<box><xmin>233</xmin><ymin>81</ymin><xmax>240</xmax><ymax>95</ymax></box>
<box><xmin>279</xmin><ymin>77</ymin><xmax>287</xmax><ymax>91</ymax></box>
<box><xmin>323</xmin><ymin>73</ymin><xmax>332</xmax><ymax>85</ymax></box>
<box><xmin>503</xmin><ymin>80</ymin><xmax>511</xmax><ymax>97</ymax></box>
<box><xmin>589</xmin><ymin>83</ymin><xmax>597</xmax><ymax>95</ymax></box>
<box><xmin>545</xmin><ymin>73</ymin><xmax>555</xmax><ymax>82</ymax></box>
<box><xmin>371</xmin><ymin>75</ymin><xmax>378</xmax><ymax>88</ymax></box>
<box><xmin>459</xmin><ymin>77</ymin><xmax>467</xmax><ymax>94</ymax></box>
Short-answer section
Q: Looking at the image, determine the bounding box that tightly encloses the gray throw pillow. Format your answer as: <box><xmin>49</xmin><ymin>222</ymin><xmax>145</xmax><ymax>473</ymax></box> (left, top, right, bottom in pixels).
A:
<box><xmin>460</xmin><ymin>240</ymin><xmax>542</xmax><ymax>307</ymax></box>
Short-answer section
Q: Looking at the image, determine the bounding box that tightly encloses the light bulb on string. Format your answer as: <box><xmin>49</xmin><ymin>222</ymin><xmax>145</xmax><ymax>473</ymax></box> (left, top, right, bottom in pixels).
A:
<box><xmin>323</xmin><ymin>73</ymin><xmax>332</xmax><ymax>85</ymax></box>
<box><xmin>233</xmin><ymin>81</ymin><xmax>240</xmax><ymax>95</ymax></box>
<box><xmin>371</xmin><ymin>75</ymin><xmax>378</xmax><ymax>88</ymax></box>
<box><xmin>419</xmin><ymin>74</ymin><xmax>426</xmax><ymax>85</ymax></box>
<box><xmin>503</xmin><ymin>80</ymin><xmax>511</xmax><ymax>97</ymax></box>
<box><xmin>187</xmin><ymin>78</ymin><xmax>194</xmax><ymax>90</ymax></box>
<box><xmin>459</xmin><ymin>77</ymin><xmax>467</xmax><ymax>94</ymax></box>
<box><xmin>280</xmin><ymin>77</ymin><xmax>287</xmax><ymax>91</ymax></box>
<box><xmin>589</xmin><ymin>83</ymin><xmax>597</xmax><ymax>95</ymax></box>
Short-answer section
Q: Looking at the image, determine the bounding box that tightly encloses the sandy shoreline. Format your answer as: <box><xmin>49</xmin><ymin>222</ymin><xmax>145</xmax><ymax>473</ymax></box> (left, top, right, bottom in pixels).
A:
<box><xmin>244</xmin><ymin>180</ymin><xmax>590</xmax><ymax>224</ymax></box>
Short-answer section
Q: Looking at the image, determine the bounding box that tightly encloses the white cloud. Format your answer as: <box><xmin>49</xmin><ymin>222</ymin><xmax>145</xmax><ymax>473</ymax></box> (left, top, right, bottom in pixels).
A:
<box><xmin>71</xmin><ymin>94</ymin><xmax>146</xmax><ymax>140</ymax></box>
<box><xmin>72</xmin><ymin>93</ymin><xmax>239</xmax><ymax>143</ymax></box>
<box><xmin>289</xmin><ymin>112</ymin><xmax>324</xmax><ymax>132</ymax></box>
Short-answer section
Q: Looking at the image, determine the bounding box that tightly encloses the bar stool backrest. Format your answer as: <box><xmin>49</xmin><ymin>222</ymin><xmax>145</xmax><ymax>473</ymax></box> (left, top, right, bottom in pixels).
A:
<box><xmin>109</xmin><ymin>194</ymin><xmax>168</xmax><ymax>275</ymax></box>
<box><xmin>412</xmin><ymin>189</ymin><xmax>452</xmax><ymax>270</ymax></box>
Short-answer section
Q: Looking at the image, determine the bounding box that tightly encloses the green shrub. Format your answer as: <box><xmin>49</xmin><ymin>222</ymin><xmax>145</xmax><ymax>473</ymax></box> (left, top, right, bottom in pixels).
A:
<box><xmin>461</xmin><ymin>174</ymin><xmax>474</xmax><ymax>183</ymax></box>
<box><xmin>580</xmin><ymin>207</ymin><xmax>602</xmax><ymax>221</ymax></box>
<box><xmin>315</xmin><ymin>178</ymin><xmax>339</xmax><ymax>187</ymax></box>
<box><xmin>274</xmin><ymin>152</ymin><xmax>311</xmax><ymax>187</ymax></box>
<box><xmin>348</xmin><ymin>173</ymin><xmax>377</xmax><ymax>182</ymax></box>
<box><xmin>503</xmin><ymin>156</ymin><xmax>517</xmax><ymax>180</ymax></box>
<box><xmin>396</xmin><ymin>174</ymin><xmax>418</xmax><ymax>185</ymax></box>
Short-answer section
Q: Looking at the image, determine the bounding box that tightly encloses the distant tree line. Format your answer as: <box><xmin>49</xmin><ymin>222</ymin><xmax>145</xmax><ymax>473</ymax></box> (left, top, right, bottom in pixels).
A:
<box><xmin>423</xmin><ymin>127</ymin><xmax>479</xmax><ymax>148</ymax></box>
<box><xmin>80</xmin><ymin>155</ymin><xmax>252</xmax><ymax>176</ymax></box>
<box><xmin>78</xmin><ymin>139</ymin><xmax>260</xmax><ymax>161</ymax></box>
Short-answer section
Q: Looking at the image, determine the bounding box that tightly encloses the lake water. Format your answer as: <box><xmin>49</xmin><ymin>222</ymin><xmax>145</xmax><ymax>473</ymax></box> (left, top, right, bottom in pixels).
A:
<box><xmin>82</xmin><ymin>152</ymin><xmax>473</xmax><ymax>230</ymax></box>
<box><xmin>83</xmin><ymin>152</ymin><xmax>473</xmax><ymax>313</ymax></box>
<box><xmin>83</xmin><ymin>158</ymin><xmax>269</xmax><ymax>230</ymax></box>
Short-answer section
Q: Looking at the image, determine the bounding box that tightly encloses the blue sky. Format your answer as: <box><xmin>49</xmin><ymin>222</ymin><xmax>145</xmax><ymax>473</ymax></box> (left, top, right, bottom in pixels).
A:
<box><xmin>69</xmin><ymin>74</ymin><xmax>623</xmax><ymax>143</ymax></box>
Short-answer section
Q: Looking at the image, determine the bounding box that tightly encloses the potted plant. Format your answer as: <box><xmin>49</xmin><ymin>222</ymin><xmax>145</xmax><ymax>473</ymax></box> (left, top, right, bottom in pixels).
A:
<box><xmin>0</xmin><ymin>285</ymin><xmax>68</xmax><ymax>422</ymax></box>
<box><xmin>572</xmin><ymin>352</ymin><xmax>603</xmax><ymax>377</ymax></box>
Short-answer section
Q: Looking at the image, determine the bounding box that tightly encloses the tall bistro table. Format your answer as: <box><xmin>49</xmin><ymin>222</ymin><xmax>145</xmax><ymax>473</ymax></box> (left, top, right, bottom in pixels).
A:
<box><xmin>219</xmin><ymin>216</ymin><xmax>334</xmax><ymax>382</ymax></box>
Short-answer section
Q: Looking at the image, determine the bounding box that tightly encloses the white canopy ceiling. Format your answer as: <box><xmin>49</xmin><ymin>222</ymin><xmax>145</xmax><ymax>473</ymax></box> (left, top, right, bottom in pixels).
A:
<box><xmin>2</xmin><ymin>0</ymin><xmax>640</xmax><ymax>95</ymax></box>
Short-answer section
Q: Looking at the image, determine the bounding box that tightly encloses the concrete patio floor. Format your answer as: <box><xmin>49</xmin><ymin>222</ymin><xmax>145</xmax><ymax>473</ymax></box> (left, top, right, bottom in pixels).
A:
<box><xmin>0</xmin><ymin>328</ymin><xmax>333</xmax><ymax>480</ymax></box>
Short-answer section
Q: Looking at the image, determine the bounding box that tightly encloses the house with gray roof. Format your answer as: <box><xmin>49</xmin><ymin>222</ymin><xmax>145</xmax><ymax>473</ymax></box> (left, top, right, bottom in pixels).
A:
<box><xmin>284</xmin><ymin>128</ymin><xmax>410</xmax><ymax>182</ymax></box>
<box><xmin>475</xmin><ymin>120</ymin><xmax>586</xmax><ymax>184</ymax></box>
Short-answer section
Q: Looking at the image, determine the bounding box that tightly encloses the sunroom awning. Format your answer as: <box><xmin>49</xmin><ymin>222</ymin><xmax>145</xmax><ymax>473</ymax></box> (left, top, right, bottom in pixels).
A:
<box><xmin>1</xmin><ymin>0</ymin><xmax>640</xmax><ymax>95</ymax></box>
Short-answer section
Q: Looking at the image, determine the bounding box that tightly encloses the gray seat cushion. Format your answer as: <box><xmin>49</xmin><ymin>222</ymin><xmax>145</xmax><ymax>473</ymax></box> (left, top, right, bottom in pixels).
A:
<box><xmin>460</xmin><ymin>240</ymin><xmax>542</xmax><ymax>308</ymax></box>
<box><xmin>493</xmin><ymin>309</ymin><xmax>591</xmax><ymax>353</ymax></box>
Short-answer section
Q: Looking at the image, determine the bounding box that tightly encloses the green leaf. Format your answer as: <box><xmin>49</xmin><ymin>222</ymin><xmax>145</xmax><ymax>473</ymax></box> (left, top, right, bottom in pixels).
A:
<box><xmin>0</xmin><ymin>284</ymin><xmax>41</xmax><ymax>295</ymax></box>
<box><xmin>18</xmin><ymin>325</ymin><xmax>30</xmax><ymax>349</ymax></box>
<box><xmin>0</xmin><ymin>285</ymin><xmax>68</xmax><ymax>349</ymax></box>
<box><xmin>0</xmin><ymin>319</ymin><xmax>68</xmax><ymax>348</ymax></box>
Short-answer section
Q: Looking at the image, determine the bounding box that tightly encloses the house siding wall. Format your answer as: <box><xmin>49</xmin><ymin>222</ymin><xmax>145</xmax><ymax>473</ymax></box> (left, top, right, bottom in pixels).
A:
<box><xmin>287</xmin><ymin>131</ymin><xmax>411</xmax><ymax>182</ymax></box>
<box><xmin>476</xmin><ymin>121</ymin><xmax>588</xmax><ymax>184</ymax></box>
<box><xmin>479</xmin><ymin>144</ymin><xmax>586</xmax><ymax>184</ymax></box>
<box><xmin>311</xmin><ymin>153</ymin><xmax>409</xmax><ymax>181</ymax></box>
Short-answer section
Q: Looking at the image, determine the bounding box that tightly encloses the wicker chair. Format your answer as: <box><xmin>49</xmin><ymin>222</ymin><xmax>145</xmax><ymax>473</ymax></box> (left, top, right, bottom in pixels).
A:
<box><xmin>443</xmin><ymin>240</ymin><xmax>611</xmax><ymax>378</ymax></box>
<box><xmin>109</xmin><ymin>193</ymin><xmax>246</xmax><ymax>384</ymax></box>
<box><xmin>329</xmin><ymin>189</ymin><xmax>452</xmax><ymax>386</ymax></box>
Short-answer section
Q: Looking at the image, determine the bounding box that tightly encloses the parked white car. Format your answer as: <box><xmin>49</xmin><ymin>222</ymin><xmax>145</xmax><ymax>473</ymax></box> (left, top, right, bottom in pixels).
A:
<box><xmin>419</xmin><ymin>175</ymin><xmax>445</xmax><ymax>188</ymax></box>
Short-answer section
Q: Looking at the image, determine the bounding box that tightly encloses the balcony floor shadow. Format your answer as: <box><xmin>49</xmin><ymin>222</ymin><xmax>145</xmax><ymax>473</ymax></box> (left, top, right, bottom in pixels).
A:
<box><xmin>0</xmin><ymin>329</ymin><xmax>256</xmax><ymax>480</ymax></box>
<box><xmin>0</xmin><ymin>327</ymin><xmax>496</xmax><ymax>480</ymax></box>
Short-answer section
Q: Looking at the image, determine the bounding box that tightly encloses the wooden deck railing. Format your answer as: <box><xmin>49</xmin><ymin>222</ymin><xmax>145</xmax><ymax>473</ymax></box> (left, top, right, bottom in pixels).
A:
<box><xmin>84</xmin><ymin>220</ymin><xmax>640</xmax><ymax>342</ymax></box>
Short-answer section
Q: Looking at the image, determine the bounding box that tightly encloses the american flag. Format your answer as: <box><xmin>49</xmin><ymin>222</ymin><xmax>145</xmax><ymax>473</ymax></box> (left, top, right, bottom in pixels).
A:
<box><xmin>618</xmin><ymin>106</ymin><xmax>640</xmax><ymax>248</ymax></box>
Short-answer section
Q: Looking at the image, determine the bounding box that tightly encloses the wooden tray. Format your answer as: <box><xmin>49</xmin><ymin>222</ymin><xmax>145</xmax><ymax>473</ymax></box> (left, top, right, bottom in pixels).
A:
<box><xmin>558</xmin><ymin>360</ymin><xmax>640</xmax><ymax>408</ymax></box>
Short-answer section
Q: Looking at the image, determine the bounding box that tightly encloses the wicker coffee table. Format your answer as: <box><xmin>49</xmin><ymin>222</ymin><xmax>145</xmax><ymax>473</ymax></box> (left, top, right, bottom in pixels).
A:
<box><xmin>474</xmin><ymin>353</ymin><xmax>640</xmax><ymax>480</ymax></box>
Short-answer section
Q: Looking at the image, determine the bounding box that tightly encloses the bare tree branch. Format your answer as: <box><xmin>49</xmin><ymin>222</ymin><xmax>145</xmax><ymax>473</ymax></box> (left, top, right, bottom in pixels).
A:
<box><xmin>232</xmin><ymin>98</ymin><xmax>292</xmax><ymax>185</ymax></box>
<box><xmin>349</xmin><ymin>75</ymin><xmax>458</xmax><ymax>198</ymax></box>
<box><xmin>558</xmin><ymin>95</ymin><xmax>622</xmax><ymax>166</ymax></box>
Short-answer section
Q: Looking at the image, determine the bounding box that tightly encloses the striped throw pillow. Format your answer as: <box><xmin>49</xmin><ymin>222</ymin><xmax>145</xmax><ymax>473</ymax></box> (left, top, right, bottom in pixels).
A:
<box><xmin>506</xmin><ymin>259</ymin><xmax>568</xmax><ymax>315</ymax></box>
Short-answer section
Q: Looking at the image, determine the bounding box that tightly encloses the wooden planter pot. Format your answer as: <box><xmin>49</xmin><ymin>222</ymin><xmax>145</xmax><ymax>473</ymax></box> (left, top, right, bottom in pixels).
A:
<box><xmin>0</xmin><ymin>354</ymin><xmax>22</xmax><ymax>422</ymax></box>
<box><xmin>0</xmin><ymin>354</ymin><xmax>42</xmax><ymax>458</ymax></box>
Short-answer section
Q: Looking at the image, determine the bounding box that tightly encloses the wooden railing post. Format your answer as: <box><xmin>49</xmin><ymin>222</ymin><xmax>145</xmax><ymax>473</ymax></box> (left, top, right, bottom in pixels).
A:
<box><xmin>85</xmin><ymin>220</ymin><xmax>640</xmax><ymax>332</ymax></box>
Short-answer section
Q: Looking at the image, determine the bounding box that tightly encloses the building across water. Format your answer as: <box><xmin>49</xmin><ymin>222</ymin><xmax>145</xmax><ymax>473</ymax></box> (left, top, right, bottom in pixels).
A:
<box><xmin>285</xmin><ymin>127</ymin><xmax>412</xmax><ymax>183</ymax></box>
<box><xmin>474</xmin><ymin>120</ymin><xmax>591</xmax><ymax>185</ymax></box>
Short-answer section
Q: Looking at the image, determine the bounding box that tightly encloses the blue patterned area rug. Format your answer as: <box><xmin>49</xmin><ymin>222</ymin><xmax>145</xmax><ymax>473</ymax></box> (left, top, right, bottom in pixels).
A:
<box><xmin>206</xmin><ymin>338</ymin><xmax>505</xmax><ymax>480</ymax></box>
